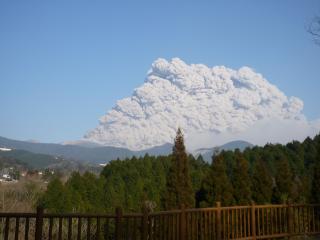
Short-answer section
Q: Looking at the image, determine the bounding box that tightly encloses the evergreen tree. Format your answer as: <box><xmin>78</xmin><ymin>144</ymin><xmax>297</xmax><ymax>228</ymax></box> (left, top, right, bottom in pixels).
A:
<box><xmin>65</xmin><ymin>172</ymin><xmax>86</xmax><ymax>212</ymax></box>
<box><xmin>311</xmin><ymin>153</ymin><xmax>320</xmax><ymax>203</ymax></box>
<box><xmin>81</xmin><ymin>172</ymin><xmax>106</xmax><ymax>212</ymax></box>
<box><xmin>272</xmin><ymin>157</ymin><xmax>293</xmax><ymax>203</ymax></box>
<box><xmin>203</xmin><ymin>154</ymin><xmax>234</xmax><ymax>206</ymax></box>
<box><xmin>232</xmin><ymin>152</ymin><xmax>252</xmax><ymax>205</ymax></box>
<box><xmin>64</xmin><ymin>172</ymin><xmax>106</xmax><ymax>213</ymax></box>
<box><xmin>251</xmin><ymin>159</ymin><xmax>273</xmax><ymax>204</ymax></box>
<box><xmin>165</xmin><ymin>128</ymin><xmax>194</xmax><ymax>209</ymax></box>
<box><xmin>189</xmin><ymin>154</ymin><xmax>209</xmax><ymax>194</ymax></box>
<box><xmin>39</xmin><ymin>178</ymin><xmax>72</xmax><ymax>213</ymax></box>
<box><xmin>291</xmin><ymin>174</ymin><xmax>311</xmax><ymax>203</ymax></box>
<box><xmin>303</xmin><ymin>137</ymin><xmax>318</xmax><ymax>168</ymax></box>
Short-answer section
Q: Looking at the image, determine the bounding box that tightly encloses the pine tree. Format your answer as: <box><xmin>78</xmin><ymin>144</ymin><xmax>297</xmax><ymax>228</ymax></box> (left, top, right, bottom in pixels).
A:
<box><xmin>204</xmin><ymin>153</ymin><xmax>234</xmax><ymax>206</ymax></box>
<box><xmin>39</xmin><ymin>178</ymin><xmax>72</xmax><ymax>213</ymax></box>
<box><xmin>165</xmin><ymin>128</ymin><xmax>194</xmax><ymax>209</ymax></box>
<box><xmin>251</xmin><ymin>159</ymin><xmax>273</xmax><ymax>204</ymax></box>
<box><xmin>232</xmin><ymin>152</ymin><xmax>252</xmax><ymax>205</ymax></box>
<box><xmin>291</xmin><ymin>174</ymin><xmax>311</xmax><ymax>203</ymax></box>
<box><xmin>311</xmin><ymin>152</ymin><xmax>320</xmax><ymax>203</ymax></box>
<box><xmin>272</xmin><ymin>157</ymin><xmax>293</xmax><ymax>203</ymax></box>
<box><xmin>66</xmin><ymin>172</ymin><xmax>86</xmax><ymax>212</ymax></box>
<box><xmin>303</xmin><ymin>137</ymin><xmax>318</xmax><ymax>168</ymax></box>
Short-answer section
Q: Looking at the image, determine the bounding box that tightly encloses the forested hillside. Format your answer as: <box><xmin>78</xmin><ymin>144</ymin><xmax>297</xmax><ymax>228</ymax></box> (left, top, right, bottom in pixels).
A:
<box><xmin>0</xmin><ymin>149</ymin><xmax>62</xmax><ymax>169</ymax></box>
<box><xmin>39</xmin><ymin>134</ymin><xmax>320</xmax><ymax>213</ymax></box>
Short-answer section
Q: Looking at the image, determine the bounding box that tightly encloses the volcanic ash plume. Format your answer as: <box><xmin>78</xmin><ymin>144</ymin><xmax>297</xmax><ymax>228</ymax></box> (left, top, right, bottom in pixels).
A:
<box><xmin>84</xmin><ymin>58</ymin><xmax>318</xmax><ymax>150</ymax></box>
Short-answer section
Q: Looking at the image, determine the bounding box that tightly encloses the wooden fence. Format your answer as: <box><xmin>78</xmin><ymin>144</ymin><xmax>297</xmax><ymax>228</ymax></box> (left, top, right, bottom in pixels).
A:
<box><xmin>0</xmin><ymin>203</ymin><xmax>319</xmax><ymax>239</ymax></box>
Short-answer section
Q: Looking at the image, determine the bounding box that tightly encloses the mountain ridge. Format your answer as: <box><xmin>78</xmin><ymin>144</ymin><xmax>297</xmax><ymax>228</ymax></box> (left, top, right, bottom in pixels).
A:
<box><xmin>0</xmin><ymin>136</ymin><xmax>251</xmax><ymax>164</ymax></box>
<box><xmin>0</xmin><ymin>136</ymin><xmax>172</xmax><ymax>164</ymax></box>
<box><xmin>194</xmin><ymin>140</ymin><xmax>254</xmax><ymax>162</ymax></box>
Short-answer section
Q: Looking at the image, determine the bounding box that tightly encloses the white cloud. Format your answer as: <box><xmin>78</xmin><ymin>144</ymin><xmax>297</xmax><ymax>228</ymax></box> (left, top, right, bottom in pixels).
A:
<box><xmin>84</xmin><ymin>58</ymin><xmax>320</xmax><ymax>150</ymax></box>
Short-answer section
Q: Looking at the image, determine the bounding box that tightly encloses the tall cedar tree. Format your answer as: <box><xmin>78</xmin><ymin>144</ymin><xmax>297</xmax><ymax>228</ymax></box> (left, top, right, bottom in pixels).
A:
<box><xmin>232</xmin><ymin>152</ymin><xmax>252</xmax><ymax>205</ymax></box>
<box><xmin>272</xmin><ymin>157</ymin><xmax>293</xmax><ymax>203</ymax></box>
<box><xmin>165</xmin><ymin>128</ymin><xmax>194</xmax><ymax>209</ymax></box>
<box><xmin>251</xmin><ymin>159</ymin><xmax>273</xmax><ymax>204</ymax></box>
<box><xmin>204</xmin><ymin>153</ymin><xmax>234</xmax><ymax>206</ymax></box>
<box><xmin>311</xmin><ymin>151</ymin><xmax>320</xmax><ymax>203</ymax></box>
<box><xmin>38</xmin><ymin>178</ymin><xmax>72</xmax><ymax>213</ymax></box>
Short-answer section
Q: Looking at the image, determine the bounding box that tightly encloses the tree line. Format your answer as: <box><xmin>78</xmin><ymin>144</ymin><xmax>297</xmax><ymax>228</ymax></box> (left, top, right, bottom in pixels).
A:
<box><xmin>38</xmin><ymin>130</ymin><xmax>320</xmax><ymax>213</ymax></box>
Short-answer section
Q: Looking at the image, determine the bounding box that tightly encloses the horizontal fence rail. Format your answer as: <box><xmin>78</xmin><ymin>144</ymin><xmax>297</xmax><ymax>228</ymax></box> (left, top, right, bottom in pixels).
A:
<box><xmin>0</xmin><ymin>203</ymin><xmax>319</xmax><ymax>239</ymax></box>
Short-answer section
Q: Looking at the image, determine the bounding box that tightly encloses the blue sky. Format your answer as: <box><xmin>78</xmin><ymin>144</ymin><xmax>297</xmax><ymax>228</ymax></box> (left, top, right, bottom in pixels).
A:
<box><xmin>0</xmin><ymin>0</ymin><xmax>319</xmax><ymax>143</ymax></box>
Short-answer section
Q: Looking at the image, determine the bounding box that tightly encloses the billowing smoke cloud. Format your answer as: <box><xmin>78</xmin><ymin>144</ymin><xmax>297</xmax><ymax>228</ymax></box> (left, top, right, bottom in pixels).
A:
<box><xmin>84</xmin><ymin>58</ymin><xmax>320</xmax><ymax>151</ymax></box>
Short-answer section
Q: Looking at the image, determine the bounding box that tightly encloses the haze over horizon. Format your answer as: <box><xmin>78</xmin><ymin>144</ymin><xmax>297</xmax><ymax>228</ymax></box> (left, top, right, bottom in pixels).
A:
<box><xmin>1</xmin><ymin>1</ymin><xmax>320</xmax><ymax>147</ymax></box>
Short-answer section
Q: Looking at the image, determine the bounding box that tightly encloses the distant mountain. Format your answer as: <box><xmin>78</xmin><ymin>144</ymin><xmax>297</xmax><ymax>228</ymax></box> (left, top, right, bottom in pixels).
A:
<box><xmin>138</xmin><ymin>143</ymin><xmax>173</xmax><ymax>156</ymax></box>
<box><xmin>194</xmin><ymin>140</ymin><xmax>253</xmax><ymax>162</ymax></box>
<box><xmin>0</xmin><ymin>149</ymin><xmax>63</xmax><ymax>169</ymax></box>
<box><xmin>0</xmin><ymin>136</ymin><xmax>252</xmax><ymax>164</ymax></box>
<box><xmin>0</xmin><ymin>136</ymin><xmax>172</xmax><ymax>164</ymax></box>
<box><xmin>62</xmin><ymin>140</ymin><xmax>104</xmax><ymax>148</ymax></box>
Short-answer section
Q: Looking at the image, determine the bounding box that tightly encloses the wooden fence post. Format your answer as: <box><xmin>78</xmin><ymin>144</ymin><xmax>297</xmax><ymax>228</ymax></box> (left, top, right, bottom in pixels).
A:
<box><xmin>4</xmin><ymin>217</ymin><xmax>9</xmax><ymax>240</ymax></box>
<box><xmin>115</xmin><ymin>207</ymin><xmax>122</xmax><ymax>240</ymax></box>
<box><xmin>35</xmin><ymin>206</ymin><xmax>44</xmax><ymax>240</ymax></box>
<box><xmin>216</xmin><ymin>202</ymin><xmax>221</xmax><ymax>240</ymax></box>
<box><xmin>180</xmin><ymin>204</ymin><xmax>186</xmax><ymax>240</ymax></box>
<box><xmin>251</xmin><ymin>202</ymin><xmax>256</xmax><ymax>240</ymax></box>
<box><xmin>287</xmin><ymin>201</ymin><xmax>293</xmax><ymax>239</ymax></box>
<box><xmin>141</xmin><ymin>205</ymin><xmax>149</xmax><ymax>240</ymax></box>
